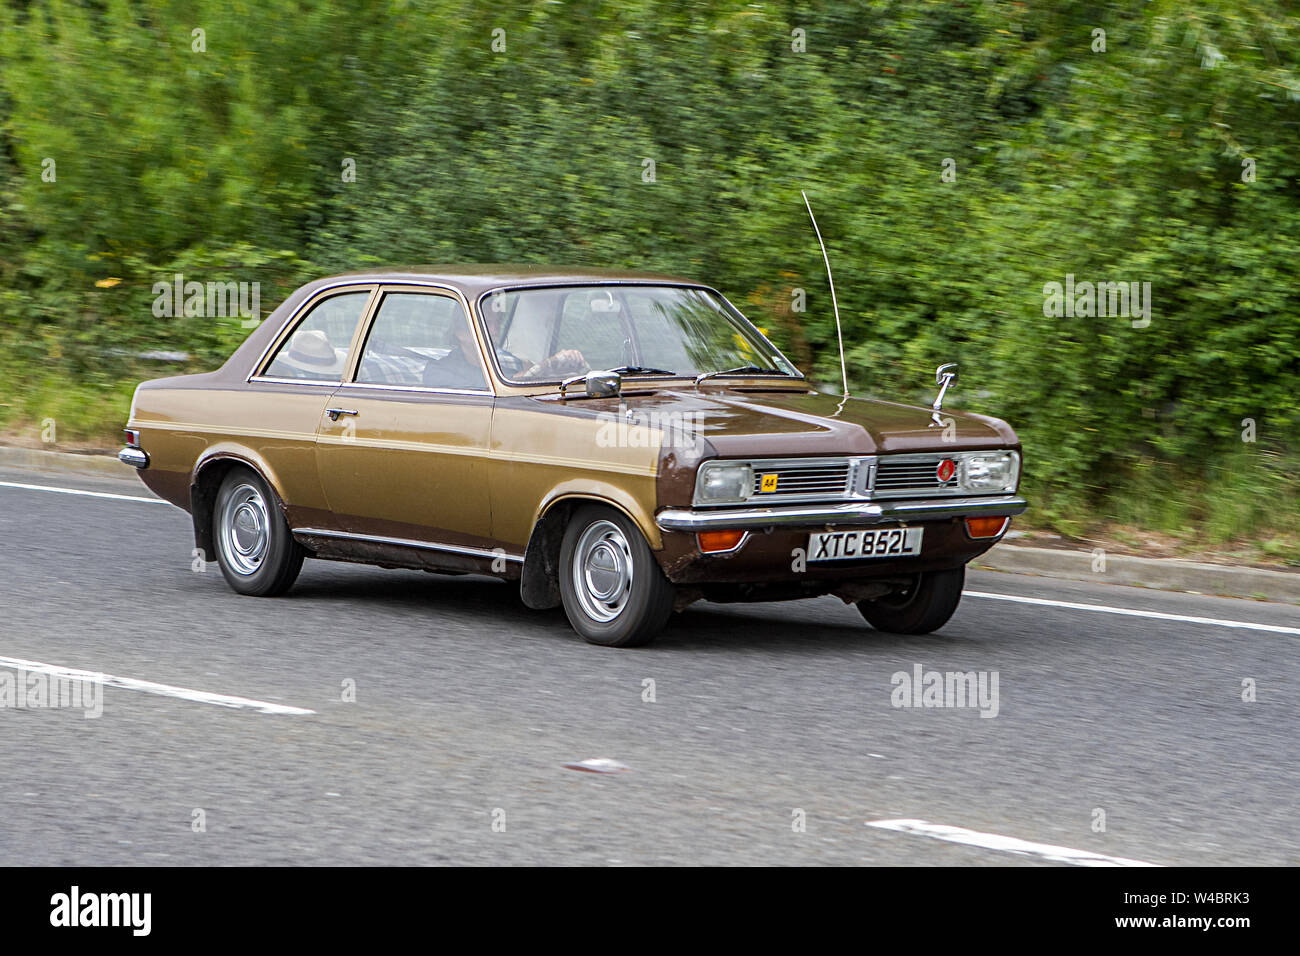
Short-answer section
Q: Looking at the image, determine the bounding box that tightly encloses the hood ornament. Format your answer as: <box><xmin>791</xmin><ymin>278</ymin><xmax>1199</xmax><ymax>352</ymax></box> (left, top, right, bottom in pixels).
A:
<box><xmin>930</xmin><ymin>363</ymin><xmax>958</xmax><ymax>426</ymax></box>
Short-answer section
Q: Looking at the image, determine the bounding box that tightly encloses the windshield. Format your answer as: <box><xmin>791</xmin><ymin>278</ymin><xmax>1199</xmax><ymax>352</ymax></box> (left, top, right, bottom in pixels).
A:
<box><xmin>478</xmin><ymin>284</ymin><xmax>799</xmax><ymax>384</ymax></box>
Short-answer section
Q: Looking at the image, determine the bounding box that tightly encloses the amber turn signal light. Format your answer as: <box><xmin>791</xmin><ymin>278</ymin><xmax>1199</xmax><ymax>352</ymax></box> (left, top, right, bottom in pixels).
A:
<box><xmin>697</xmin><ymin>530</ymin><xmax>746</xmax><ymax>553</ymax></box>
<box><xmin>965</xmin><ymin>516</ymin><xmax>1009</xmax><ymax>539</ymax></box>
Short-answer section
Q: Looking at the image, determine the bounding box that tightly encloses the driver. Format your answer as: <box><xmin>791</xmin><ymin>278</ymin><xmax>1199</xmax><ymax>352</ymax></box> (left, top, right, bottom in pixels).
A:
<box><xmin>421</xmin><ymin>322</ymin><xmax>489</xmax><ymax>389</ymax></box>
<box><xmin>482</xmin><ymin>307</ymin><xmax>586</xmax><ymax>381</ymax></box>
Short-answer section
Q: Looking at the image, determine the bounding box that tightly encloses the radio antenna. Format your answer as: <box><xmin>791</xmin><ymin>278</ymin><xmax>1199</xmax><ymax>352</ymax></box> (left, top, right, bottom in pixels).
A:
<box><xmin>801</xmin><ymin>189</ymin><xmax>848</xmax><ymax>398</ymax></box>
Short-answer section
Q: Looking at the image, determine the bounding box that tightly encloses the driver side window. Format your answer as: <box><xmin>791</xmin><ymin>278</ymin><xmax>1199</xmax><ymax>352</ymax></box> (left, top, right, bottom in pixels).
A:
<box><xmin>355</xmin><ymin>291</ymin><xmax>488</xmax><ymax>391</ymax></box>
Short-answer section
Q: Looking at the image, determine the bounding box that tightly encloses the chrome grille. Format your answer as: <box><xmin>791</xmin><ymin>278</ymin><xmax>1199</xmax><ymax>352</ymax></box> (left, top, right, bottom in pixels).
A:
<box><xmin>749</xmin><ymin>459</ymin><xmax>855</xmax><ymax>504</ymax></box>
<box><xmin>872</xmin><ymin>455</ymin><xmax>960</xmax><ymax>498</ymax></box>
<box><xmin>691</xmin><ymin>452</ymin><xmax>1013</xmax><ymax>507</ymax></box>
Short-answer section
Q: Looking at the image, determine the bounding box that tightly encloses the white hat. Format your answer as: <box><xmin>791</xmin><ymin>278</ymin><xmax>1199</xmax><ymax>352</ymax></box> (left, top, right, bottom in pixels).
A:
<box><xmin>269</xmin><ymin>329</ymin><xmax>345</xmax><ymax>379</ymax></box>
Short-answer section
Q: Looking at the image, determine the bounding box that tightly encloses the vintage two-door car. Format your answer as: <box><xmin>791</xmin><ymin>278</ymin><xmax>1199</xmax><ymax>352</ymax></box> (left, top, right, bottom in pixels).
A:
<box><xmin>121</xmin><ymin>266</ymin><xmax>1026</xmax><ymax>647</ymax></box>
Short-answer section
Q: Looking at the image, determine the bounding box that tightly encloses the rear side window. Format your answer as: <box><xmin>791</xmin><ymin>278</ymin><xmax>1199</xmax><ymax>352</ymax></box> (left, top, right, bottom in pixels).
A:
<box><xmin>263</xmin><ymin>291</ymin><xmax>371</xmax><ymax>382</ymax></box>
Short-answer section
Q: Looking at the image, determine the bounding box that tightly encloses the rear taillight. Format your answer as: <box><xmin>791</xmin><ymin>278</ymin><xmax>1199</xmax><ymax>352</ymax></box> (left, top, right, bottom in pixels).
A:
<box><xmin>124</xmin><ymin>428</ymin><xmax>141</xmax><ymax>447</ymax></box>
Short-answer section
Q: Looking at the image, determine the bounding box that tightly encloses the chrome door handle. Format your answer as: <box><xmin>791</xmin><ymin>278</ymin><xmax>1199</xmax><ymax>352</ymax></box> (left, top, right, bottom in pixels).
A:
<box><xmin>325</xmin><ymin>407</ymin><xmax>359</xmax><ymax>422</ymax></box>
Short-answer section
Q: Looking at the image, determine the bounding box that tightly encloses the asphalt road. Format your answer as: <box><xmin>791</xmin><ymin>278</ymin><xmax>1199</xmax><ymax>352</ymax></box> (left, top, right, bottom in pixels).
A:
<box><xmin>1</xmin><ymin>466</ymin><xmax>1297</xmax><ymax>866</ymax></box>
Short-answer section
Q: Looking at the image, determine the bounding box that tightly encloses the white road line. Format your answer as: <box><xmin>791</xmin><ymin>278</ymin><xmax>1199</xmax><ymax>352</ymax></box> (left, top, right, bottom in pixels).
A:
<box><xmin>0</xmin><ymin>479</ymin><xmax>166</xmax><ymax>505</ymax></box>
<box><xmin>0</xmin><ymin>656</ymin><xmax>315</xmax><ymax>716</ymax></box>
<box><xmin>965</xmin><ymin>590</ymin><xmax>1300</xmax><ymax>636</ymax></box>
<box><xmin>867</xmin><ymin>819</ymin><xmax>1161</xmax><ymax>867</ymax></box>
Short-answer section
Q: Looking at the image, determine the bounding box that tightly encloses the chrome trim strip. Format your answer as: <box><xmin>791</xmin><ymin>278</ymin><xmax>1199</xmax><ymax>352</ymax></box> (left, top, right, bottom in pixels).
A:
<box><xmin>291</xmin><ymin>527</ymin><xmax>524</xmax><ymax>563</ymax></box>
<box><xmin>118</xmin><ymin>447</ymin><xmax>149</xmax><ymax>469</ymax></box>
<box><xmin>247</xmin><ymin>376</ymin><xmax>341</xmax><ymax>387</ymax></box>
<box><xmin>336</xmin><ymin>381</ymin><xmax>492</xmax><ymax>396</ymax></box>
<box><xmin>656</xmin><ymin>495</ymin><xmax>1028</xmax><ymax>532</ymax></box>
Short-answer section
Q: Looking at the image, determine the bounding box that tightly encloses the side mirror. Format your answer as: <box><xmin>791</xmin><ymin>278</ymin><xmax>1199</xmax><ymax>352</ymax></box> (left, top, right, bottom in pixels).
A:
<box><xmin>935</xmin><ymin>362</ymin><xmax>958</xmax><ymax>387</ymax></box>
<box><xmin>560</xmin><ymin>370</ymin><xmax>622</xmax><ymax>399</ymax></box>
<box><xmin>585</xmin><ymin>370</ymin><xmax>622</xmax><ymax>398</ymax></box>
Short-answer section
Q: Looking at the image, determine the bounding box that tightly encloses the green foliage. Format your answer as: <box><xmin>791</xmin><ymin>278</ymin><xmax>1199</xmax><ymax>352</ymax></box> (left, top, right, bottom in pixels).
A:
<box><xmin>1</xmin><ymin>0</ymin><xmax>1297</xmax><ymax>551</ymax></box>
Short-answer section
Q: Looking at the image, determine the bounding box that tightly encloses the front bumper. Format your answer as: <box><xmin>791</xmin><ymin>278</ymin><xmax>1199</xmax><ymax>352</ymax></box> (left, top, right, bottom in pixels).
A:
<box><xmin>655</xmin><ymin>494</ymin><xmax>1027</xmax><ymax>532</ymax></box>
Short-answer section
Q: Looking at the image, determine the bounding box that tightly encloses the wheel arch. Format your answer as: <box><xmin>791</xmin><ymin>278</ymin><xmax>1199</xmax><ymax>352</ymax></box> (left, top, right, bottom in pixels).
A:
<box><xmin>189</xmin><ymin>447</ymin><xmax>291</xmax><ymax>561</ymax></box>
<box><xmin>519</xmin><ymin>491</ymin><xmax>657</xmax><ymax>610</ymax></box>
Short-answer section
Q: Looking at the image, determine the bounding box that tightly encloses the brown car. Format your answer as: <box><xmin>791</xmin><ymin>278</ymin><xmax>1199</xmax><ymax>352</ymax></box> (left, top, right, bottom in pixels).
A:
<box><xmin>121</xmin><ymin>266</ymin><xmax>1026</xmax><ymax>647</ymax></box>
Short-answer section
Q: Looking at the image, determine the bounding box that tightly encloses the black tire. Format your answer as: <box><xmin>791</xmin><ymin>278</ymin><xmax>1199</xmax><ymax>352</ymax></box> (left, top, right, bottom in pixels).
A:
<box><xmin>558</xmin><ymin>504</ymin><xmax>675</xmax><ymax>647</ymax></box>
<box><xmin>857</xmin><ymin>565</ymin><xmax>965</xmax><ymax>634</ymax></box>
<box><xmin>212</xmin><ymin>466</ymin><xmax>304</xmax><ymax>597</ymax></box>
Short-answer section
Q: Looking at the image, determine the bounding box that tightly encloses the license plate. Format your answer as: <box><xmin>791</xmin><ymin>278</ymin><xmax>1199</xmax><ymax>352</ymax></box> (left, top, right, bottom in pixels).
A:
<box><xmin>807</xmin><ymin>527</ymin><xmax>923</xmax><ymax>561</ymax></box>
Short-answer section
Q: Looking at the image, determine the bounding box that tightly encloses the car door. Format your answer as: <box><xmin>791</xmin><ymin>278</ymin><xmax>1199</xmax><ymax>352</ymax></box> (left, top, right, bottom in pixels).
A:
<box><xmin>244</xmin><ymin>284</ymin><xmax>377</xmax><ymax>525</ymax></box>
<box><xmin>313</xmin><ymin>285</ymin><xmax>496</xmax><ymax>553</ymax></box>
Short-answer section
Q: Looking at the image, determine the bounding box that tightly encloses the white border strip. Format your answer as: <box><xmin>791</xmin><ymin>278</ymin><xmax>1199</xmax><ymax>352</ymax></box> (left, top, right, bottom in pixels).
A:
<box><xmin>0</xmin><ymin>480</ymin><xmax>165</xmax><ymax>505</ymax></box>
<box><xmin>868</xmin><ymin>819</ymin><xmax>1161</xmax><ymax>867</ymax></box>
<box><xmin>0</xmin><ymin>656</ymin><xmax>315</xmax><ymax>716</ymax></box>
<box><xmin>965</xmin><ymin>590</ymin><xmax>1300</xmax><ymax>636</ymax></box>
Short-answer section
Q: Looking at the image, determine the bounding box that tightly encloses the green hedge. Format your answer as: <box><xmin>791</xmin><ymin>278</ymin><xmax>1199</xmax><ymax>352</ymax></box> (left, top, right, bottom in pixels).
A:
<box><xmin>2</xmin><ymin>0</ymin><xmax>1297</xmax><ymax>546</ymax></box>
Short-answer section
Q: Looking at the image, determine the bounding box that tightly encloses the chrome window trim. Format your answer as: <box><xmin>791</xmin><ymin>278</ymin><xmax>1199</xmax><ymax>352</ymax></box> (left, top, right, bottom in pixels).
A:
<box><xmin>247</xmin><ymin>283</ymin><xmax>380</xmax><ymax>385</ymax></box>
<box><xmin>352</xmin><ymin>285</ymin><xmax>493</xmax><ymax>393</ymax></box>
<box><xmin>246</xmin><ymin>377</ymin><xmax>342</xmax><ymax>388</ymax></box>
<box><xmin>335</xmin><ymin>382</ymin><xmax>492</xmax><ymax>397</ymax></box>
<box><xmin>292</xmin><ymin>527</ymin><xmax>524</xmax><ymax>564</ymax></box>
<box><xmin>247</xmin><ymin>279</ymin><xmax>485</xmax><ymax>388</ymax></box>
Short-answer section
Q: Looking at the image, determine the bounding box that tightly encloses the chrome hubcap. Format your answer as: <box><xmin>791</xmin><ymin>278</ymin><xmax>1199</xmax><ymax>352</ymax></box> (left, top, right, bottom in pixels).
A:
<box><xmin>220</xmin><ymin>482</ymin><xmax>270</xmax><ymax>576</ymax></box>
<box><xmin>572</xmin><ymin>520</ymin><xmax>633</xmax><ymax>623</ymax></box>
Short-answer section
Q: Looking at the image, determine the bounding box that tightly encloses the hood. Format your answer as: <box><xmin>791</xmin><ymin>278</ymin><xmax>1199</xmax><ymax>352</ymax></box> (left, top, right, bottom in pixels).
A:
<box><xmin>610</xmin><ymin>386</ymin><xmax>1018</xmax><ymax>459</ymax></box>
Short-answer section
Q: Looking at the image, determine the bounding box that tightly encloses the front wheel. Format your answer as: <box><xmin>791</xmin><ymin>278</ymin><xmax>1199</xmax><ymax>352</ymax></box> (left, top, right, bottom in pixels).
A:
<box><xmin>212</xmin><ymin>467</ymin><xmax>304</xmax><ymax>596</ymax></box>
<box><xmin>857</xmin><ymin>566</ymin><xmax>965</xmax><ymax>634</ymax></box>
<box><xmin>558</xmin><ymin>505</ymin><xmax>675</xmax><ymax>647</ymax></box>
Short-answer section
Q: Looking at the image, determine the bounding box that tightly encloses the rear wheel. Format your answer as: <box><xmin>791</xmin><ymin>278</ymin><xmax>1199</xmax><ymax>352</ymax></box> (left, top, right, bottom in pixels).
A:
<box><xmin>558</xmin><ymin>505</ymin><xmax>675</xmax><ymax>647</ymax></box>
<box><xmin>857</xmin><ymin>566</ymin><xmax>965</xmax><ymax>634</ymax></box>
<box><xmin>212</xmin><ymin>467</ymin><xmax>304</xmax><ymax>596</ymax></box>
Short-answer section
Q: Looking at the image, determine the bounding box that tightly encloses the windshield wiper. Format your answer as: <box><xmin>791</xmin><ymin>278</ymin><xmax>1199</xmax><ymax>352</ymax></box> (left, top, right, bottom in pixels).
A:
<box><xmin>694</xmin><ymin>365</ymin><xmax>792</xmax><ymax>385</ymax></box>
<box><xmin>606</xmin><ymin>365</ymin><xmax>678</xmax><ymax>376</ymax></box>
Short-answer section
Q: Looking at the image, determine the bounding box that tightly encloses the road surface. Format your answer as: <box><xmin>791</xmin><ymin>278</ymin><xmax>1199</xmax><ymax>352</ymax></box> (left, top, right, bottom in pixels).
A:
<box><xmin>1</xmin><ymin>467</ymin><xmax>1296</xmax><ymax>865</ymax></box>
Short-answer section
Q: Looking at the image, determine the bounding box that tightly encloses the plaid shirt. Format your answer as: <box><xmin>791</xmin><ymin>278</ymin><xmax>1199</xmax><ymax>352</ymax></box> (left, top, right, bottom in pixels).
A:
<box><xmin>356</xmin><ymin>350</ymin><xmax>430</xmax><ymax>386</ymax></box>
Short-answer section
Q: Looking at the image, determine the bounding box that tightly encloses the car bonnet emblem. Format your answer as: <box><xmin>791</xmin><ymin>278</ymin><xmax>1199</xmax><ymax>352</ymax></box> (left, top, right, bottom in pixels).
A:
<box><xmin>930</xmin><ymin>363</ymin><xmax>958</xmax><ymax>426</ymax></box>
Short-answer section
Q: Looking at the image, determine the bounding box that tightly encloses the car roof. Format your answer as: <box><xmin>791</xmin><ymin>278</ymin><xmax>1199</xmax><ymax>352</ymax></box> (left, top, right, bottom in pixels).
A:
<box><xmin>323</xmin><ymin>264</ymin><xmax>710</xmax><ymax>299</ymax></box>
